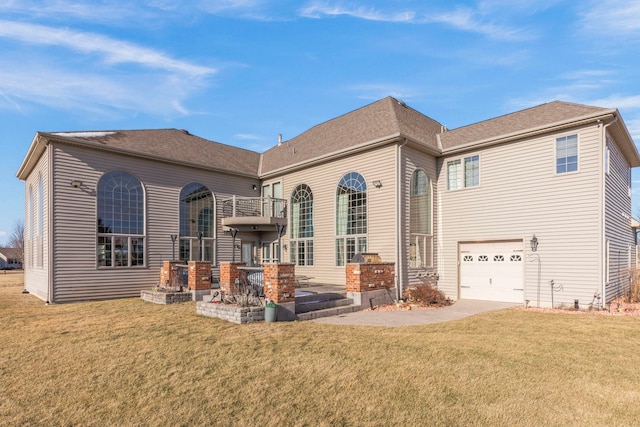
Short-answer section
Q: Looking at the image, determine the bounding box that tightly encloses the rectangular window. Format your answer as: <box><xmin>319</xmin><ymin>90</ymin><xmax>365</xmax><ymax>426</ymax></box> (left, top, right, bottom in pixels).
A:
<box><xmin>97</xmin><ymin>236</ymin><xmax>145</xmax><ymax>268</ymax></box>
<box><xmin>335</xmin><ymin>238</ymin><xmax>344</xmax><ymax>267</ymax></box>
<box><xmin>447</xmin><ymin>159</ymin><xmax>461</xmax><ymax>190</ymax></box>
<box><xmin>447</xmin><ymin>155</ymin><xmax>480</xmax><ymax>190</ymax></box>
<box><xmin>335</xmin><ymin>236</ymin><xmax>366</xmax><ymax>266</ymax></box>
<box><xmin>410</xmin><ymin>235</ymin><xmax>433</xmax><ymax>268</ymax></box>
<box><xmin>556</xmin><ymin>134</ymin><xmax>578</xmax><ymax>174</ymax></box>
<box><xmin>464</xmin><ymin>155</ymin><xmax>480</xmax><ymax>187</ymax></box>
<box><xmin>290</xmin><ymin>240</ymin><xmax>314</xmax><ymax>266</ymax></box>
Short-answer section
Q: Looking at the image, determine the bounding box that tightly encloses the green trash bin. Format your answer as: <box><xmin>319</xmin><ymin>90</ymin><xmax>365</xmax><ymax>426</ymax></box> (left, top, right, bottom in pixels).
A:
<box><xmin>264</xmin><ymin>302</ymin><xmax>277</xmax><ymax>323</ymax></box>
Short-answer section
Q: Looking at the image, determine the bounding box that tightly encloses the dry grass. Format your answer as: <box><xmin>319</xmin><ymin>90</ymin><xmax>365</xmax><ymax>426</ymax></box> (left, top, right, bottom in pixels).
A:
<box><xmin>2</xmin><ymin>273</ymin><xmax>640</xmax><ymax>426</ymax></box>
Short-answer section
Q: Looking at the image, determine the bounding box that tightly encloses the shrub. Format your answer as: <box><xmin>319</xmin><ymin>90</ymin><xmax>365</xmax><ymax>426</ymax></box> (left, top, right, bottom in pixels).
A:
<box><xmin>402</xmin><ymin>279</ymin><xmax>451</xmax><ymax>307</ymax></box>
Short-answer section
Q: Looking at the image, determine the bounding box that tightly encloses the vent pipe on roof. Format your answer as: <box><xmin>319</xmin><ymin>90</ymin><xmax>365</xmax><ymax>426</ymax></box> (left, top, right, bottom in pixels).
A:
<box><xmin>278</xmin><ymin>134</ymin><xmax>283</xmax><ymax>146</ymax></box>
<box><xmin>441</xmin><ymin>125</ymin><xmax>447</xmax><ymax>133</ymax></box>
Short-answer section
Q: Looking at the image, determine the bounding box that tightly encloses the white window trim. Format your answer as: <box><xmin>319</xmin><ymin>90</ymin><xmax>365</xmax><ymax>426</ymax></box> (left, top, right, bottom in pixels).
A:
<box><xmin>446</xmin><ymin>154</ymin><xmax>481</xmax><ymax>191</ymax></box>
<box><xmin>555</xmin><ymin>133</ymin><xmax>579</xmax><ymax>175</ymax></box>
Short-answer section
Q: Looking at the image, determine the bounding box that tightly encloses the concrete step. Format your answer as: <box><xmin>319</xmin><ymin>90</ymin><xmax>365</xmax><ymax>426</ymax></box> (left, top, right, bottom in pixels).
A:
<box><xmin>295</xmin><ymin>304</ymin><xmax>364</xmax><ymax>321</ymax></box>
<box><xmin>295</xmin><ymin>292</ymin><xmax>351</xmax><ymax>314</ymax></box>
<box><xmin>295</xmin><ymin>297</ymin><xmax>354</xmax><ymax>314</ymax></box>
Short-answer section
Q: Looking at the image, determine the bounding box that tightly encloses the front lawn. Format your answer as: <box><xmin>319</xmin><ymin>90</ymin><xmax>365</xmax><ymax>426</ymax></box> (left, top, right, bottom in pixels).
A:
<box><xmin>2</xmin><ymin>275</ymin><xmax>639</xmax><ymax>426</ymax></box>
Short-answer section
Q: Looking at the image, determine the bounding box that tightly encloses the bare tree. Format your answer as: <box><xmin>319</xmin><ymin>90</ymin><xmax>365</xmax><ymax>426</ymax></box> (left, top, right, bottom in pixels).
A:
<box><xmin>8</xmin><ymin>220</ymin><xmax>24</xmax><ymax>265</ymax></box>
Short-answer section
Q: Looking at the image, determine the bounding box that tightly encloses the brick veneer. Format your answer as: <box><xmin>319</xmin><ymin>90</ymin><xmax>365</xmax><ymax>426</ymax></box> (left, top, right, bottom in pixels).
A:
<box><xmin>219</xmin><ymin>262</ymin><xmax>246</xmax><ymax>295</ymax></box>
<box><xmin>263</xmin><ymin>263</ymin><xmax>295</xmax><ymax>303</ymax></box>
<box><xmin>188</xmin><ymin>261</ymin><xmax>211</xmax><ymax>291</ymax></box>
<box><xmin>346</xmin><ymin>262</ymin><xmax>395</xmax><ymax>292</ymax></box>
<box><xmin>160</xmin><ymin>261</ymin><xmax>182</xmax><ymax>287</ymax></box>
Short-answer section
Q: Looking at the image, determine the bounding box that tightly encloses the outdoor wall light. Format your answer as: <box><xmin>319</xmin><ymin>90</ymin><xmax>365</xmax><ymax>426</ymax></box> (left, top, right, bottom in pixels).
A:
<box><xmin>70</xmin><ymin>180</ymin><xmax>83</xmax><ymax>188</ymax></box>
<box><xmin>252</xmin><ymin>184</ymin><xmax>258</xmax><ymax>191</ymax></box>
<box><xmin>372</xmin><ymin>180</ymin><xmax>382</xmax><ymax>188</ymax></box>
<box><xmin>530</xmin><ymin>235</ymin><xmax>539</xmax><ymax>252</ymax></box>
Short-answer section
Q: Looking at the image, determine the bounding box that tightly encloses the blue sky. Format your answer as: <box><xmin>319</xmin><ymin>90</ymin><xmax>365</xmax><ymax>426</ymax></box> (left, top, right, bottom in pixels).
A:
<box><xmin>1</xmin><ymin>0</ymin><xmax>640</xmax><ymax>243</ymax></box>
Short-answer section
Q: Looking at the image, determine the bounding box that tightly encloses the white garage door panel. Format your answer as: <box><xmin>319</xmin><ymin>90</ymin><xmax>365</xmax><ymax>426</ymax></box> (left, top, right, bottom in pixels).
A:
<box><xmin>460</xmin><ymin>241</ymin><xmax>523</xmax><ymax>303</ymax></box>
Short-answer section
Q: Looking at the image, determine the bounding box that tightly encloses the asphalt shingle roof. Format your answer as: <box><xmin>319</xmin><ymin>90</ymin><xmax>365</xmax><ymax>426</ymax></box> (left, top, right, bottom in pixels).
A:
<box><xmin>30</xmin><ymin>99</ymin><xmax>625</xmax><ymax>179</ymax></box>
<box><xmin>260</xmin><ymin>97</ymin><xmax>443</xmax><ymax>174</ymax></box>
<box><xmin>440</xmin><ymin>101</ymin><xmax>611</xmax><ymax>149</ymax></box>
<box><xmin>44</xmin><ymin>129</ymin><xmax>261</xmax><ymax>177</ymax></box>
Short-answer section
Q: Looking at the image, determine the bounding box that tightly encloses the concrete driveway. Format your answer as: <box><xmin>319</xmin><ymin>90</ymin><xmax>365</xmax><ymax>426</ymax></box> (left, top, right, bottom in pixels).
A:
<box><xmin>311</xmin><ymin>299</ymin><xmax>519</xmax><ymax>326</ymax></box>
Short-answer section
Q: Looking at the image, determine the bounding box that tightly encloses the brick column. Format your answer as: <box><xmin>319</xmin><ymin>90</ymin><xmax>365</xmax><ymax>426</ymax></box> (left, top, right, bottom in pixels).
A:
<box><xmin>263</xmin><ymin>263</ymin><xmax>296</xmax><ymax>303</ymax></box>
<box><xmin>219</xmin><ymin>262</ymin><xmax>246</xmax><ymax>295</ymax></box>
<box><xmin>263</xmin><ymin>263</ymin><xmax>296</xmax><ymax>321</ymax></box>
<box><xmin>188</xmin><ymin>261</ymin><xmax>211</xmax><ymax>291</ymax></box>
<box><xmin>160</xmin><ymin>261</ymin><xmax>181</xmax><ymax>287</ymax></box>
<box><xmin>346</xmin><ymin>262</ymin><xmax>395</xmax><ymax>292</ymax></box>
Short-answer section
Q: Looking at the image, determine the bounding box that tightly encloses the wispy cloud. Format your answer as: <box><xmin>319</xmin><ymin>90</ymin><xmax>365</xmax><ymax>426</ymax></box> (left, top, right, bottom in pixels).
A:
<box><xmin>300</xmin><ymin>3</ymin><xmax>415</xmax><ymax>22</ymax></box>
<box><xmin>234</xmin><ymin>133</ymin><xmax>261</xmax><ymax>140</ymax></box>
<box><xmin>0</xmin><ymin>21</ymin><xmax>215</xmax><ymax>77</ymax></box>
<box><xmin>586</xmin><ymin>95</ymin><xmax>640</xmax><ymax>111</ymax></box>
<box><xmin>626</xmin><ymin>118</ymin><xmax>640</xmax><ymax>142</ymax></box>
<box><xmin>300</xmin><ymin>2</ymin><xmax>533</xmax><ymax>40</ymax></box>
<box><xmin>581</xmin><ymin>0</ymin><xmax>640</xmax><ymax>39</ymax></box>
<box><xmin>0</xmin><ymin>1</ymin><xmax>149</xmax><ymax>22</ymax></box>
<box><xmin>426</xmin><ymin>7</ymin><xmax>531</xmax><ymax>40</ymax></box>
<box><xmin>0</xmin><ymin>18</ymin><xmax>216</xmax><ymax>117</ymax></box>
<box><xmin>0</xmin><ymin>61</ymin><xmax>199</xmax><ymax>117</ymax></box>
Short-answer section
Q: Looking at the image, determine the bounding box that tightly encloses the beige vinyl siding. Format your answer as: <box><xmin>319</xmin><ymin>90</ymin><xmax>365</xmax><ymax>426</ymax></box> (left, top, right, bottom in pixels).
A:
<box><xmin>401</xmin><ymin>144</ymin><xmax>438</xmax><ymax>287</ymax></box>
<box><xmin>438</xmin><ymin>124</ymin><xmax>603</xmax><ymax>307</ymax></box>
<box><xmin>604</xmin><ymin>134</ymin><xmax>635</xmax><ymax>303</ymax></box>
<box><xmin>271</xmin><ymin>144</ymin><xmax>397</xmax><ymax>286</ymax></box>
<box><xmin>23</xmin><ymin>148</ymin><xmax>50</xmax><ymax>300</ymax></box>
<box><xmin>50</xmin><ymin>143</ymin><xmax>259</xmax><ymax>302</ymax></box>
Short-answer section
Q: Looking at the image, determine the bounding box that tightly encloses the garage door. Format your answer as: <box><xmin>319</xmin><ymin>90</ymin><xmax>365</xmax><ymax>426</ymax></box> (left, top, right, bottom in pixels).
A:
<box><xmin>459</xmin><ymin>241</ymin><xmax>524</xmax><ymax>303</ymax></box>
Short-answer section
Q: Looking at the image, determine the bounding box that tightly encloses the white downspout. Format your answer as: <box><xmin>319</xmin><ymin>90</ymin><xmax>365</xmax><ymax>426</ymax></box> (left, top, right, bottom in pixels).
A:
<box><xmin>601</xmin><ymin>115</ymin><xmax>618</xmax><ymax>306</ymax></box>
<box><xmin>396</xmin><ymin>138</ymin><xmax>409</xmax><ymax>302</ymax></box>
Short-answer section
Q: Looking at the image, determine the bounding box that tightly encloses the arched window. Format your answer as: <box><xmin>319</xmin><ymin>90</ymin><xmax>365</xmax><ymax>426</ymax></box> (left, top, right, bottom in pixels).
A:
<box><xmin>28</xmin><ymin>185</ymin><xmax>34</xmax><ymax>268</ymax></box>
<box><xmin>410</xmin><ymin>169</ymin><xmax>432</xmax><ymax>268</ymax></box>
<box><xmin>335</xmin><ymin>172</ymin><xmax>367</xmax><ymax>266</ymax></box>
<box><xmin>290</xmin><ymin>184</ymin><xmax>314</xmax><ymax>266</ymax></box>
<box><xmin>37</xmin><ymin>174</ymin><xmax>43</xmax><ymax>267</ymax></box>
<box><xmin>179</xmin><ymin>183</ymin><xmax>215</xmax><ymax>263</ymax></box>
<box><xmin>97</xmin><ymin>171</ymin><xmax>145</xmax><ymax>267</ymax></box>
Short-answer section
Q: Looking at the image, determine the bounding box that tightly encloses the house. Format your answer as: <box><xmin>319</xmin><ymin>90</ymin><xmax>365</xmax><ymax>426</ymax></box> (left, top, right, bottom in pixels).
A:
<box><xmin>16</xmin><ymin>97</ymin><xmax>640</xmax><ymax>308</ymax></box>
<box><xmin>0</xmin><ymin>247</ymin><xmax>22</xmax><ymax>270</ymax></box>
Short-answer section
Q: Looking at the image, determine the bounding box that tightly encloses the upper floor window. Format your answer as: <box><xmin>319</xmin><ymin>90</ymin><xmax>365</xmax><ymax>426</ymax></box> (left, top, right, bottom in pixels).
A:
<box><xmin>447</xmin><ymin>155</ymin><xmax>480</xmax><ymax>190</ymax></box>
<box><xmin>179</xmin><ymin>183</ymin><xmax>214</xmax><ymax>263</ymax></box>
<box><xmin>336</xmin><ymin>172</ymin><xmax>367</xmax><ymax>266</ymax></box>
<box><xmin>410</xmin><ymin>169</ymin><xmax>433</xmax><ymax>268</ymax></box>
<box><xmin>556</xmin><ymin>134</ymin><xmax>578</xmax><ymax>174</ymax></box>
<box><xmin>97</xmin><ymin>171</ymin><xmax>145</xmax><ymax>268</ymax></box>
<box><xmin>290</xmin><ymin>184</ymin><xmax>314</xmax><ymax>266</ymax></box>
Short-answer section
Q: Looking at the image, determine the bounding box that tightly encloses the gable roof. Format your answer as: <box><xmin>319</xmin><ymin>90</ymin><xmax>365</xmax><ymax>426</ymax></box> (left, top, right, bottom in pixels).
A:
<box><xmin>18</xmin><ymin>129</ymin><xmax>261</xmax><ymax>180</ymax></box>
<box><xmin>0</xmin><ymin>247</ymin><xmax>22</xmax><ymax>260</ymax></box>
<box><xmin>260</xmin><ymin>97</ymin><xmax>442</xmax><ymax>175</ymax></box>
<box><xmin>440</xmin><ymin>101</ymin><xmax>613</xmax><ymax>150</ymax></box>
<box><xmin>17</xmin><ymin>98</ymin><xmax>639</xmax><ymax>181</ymax></box>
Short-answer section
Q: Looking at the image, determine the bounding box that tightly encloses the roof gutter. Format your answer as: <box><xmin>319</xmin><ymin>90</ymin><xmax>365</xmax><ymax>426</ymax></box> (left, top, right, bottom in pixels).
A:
<box><xmin>30</xmin><ymin>134</ymin><xmax>259</xmax><ymax>179</ymax></box>
<box><xmin>16</xmin><ymin>134</ymin><xmax>48</xmax><ymax>181</ymax></box>
<box><xmin>260</xmin><ymin>133</ymin><xmax>440</xmax><ymax>179</ymax></box>
<box><xmin>442</xmin><ymin>111</ymin><xmax>617</xmax><ymax>155</ymax></box>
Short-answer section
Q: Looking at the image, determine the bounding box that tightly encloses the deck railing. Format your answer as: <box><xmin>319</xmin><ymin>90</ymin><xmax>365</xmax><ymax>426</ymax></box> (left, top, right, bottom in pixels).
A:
<box><xmin>221</xmin><ymin>196</ymin><xmax>287</xmax><ymax>219</ymax></box>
